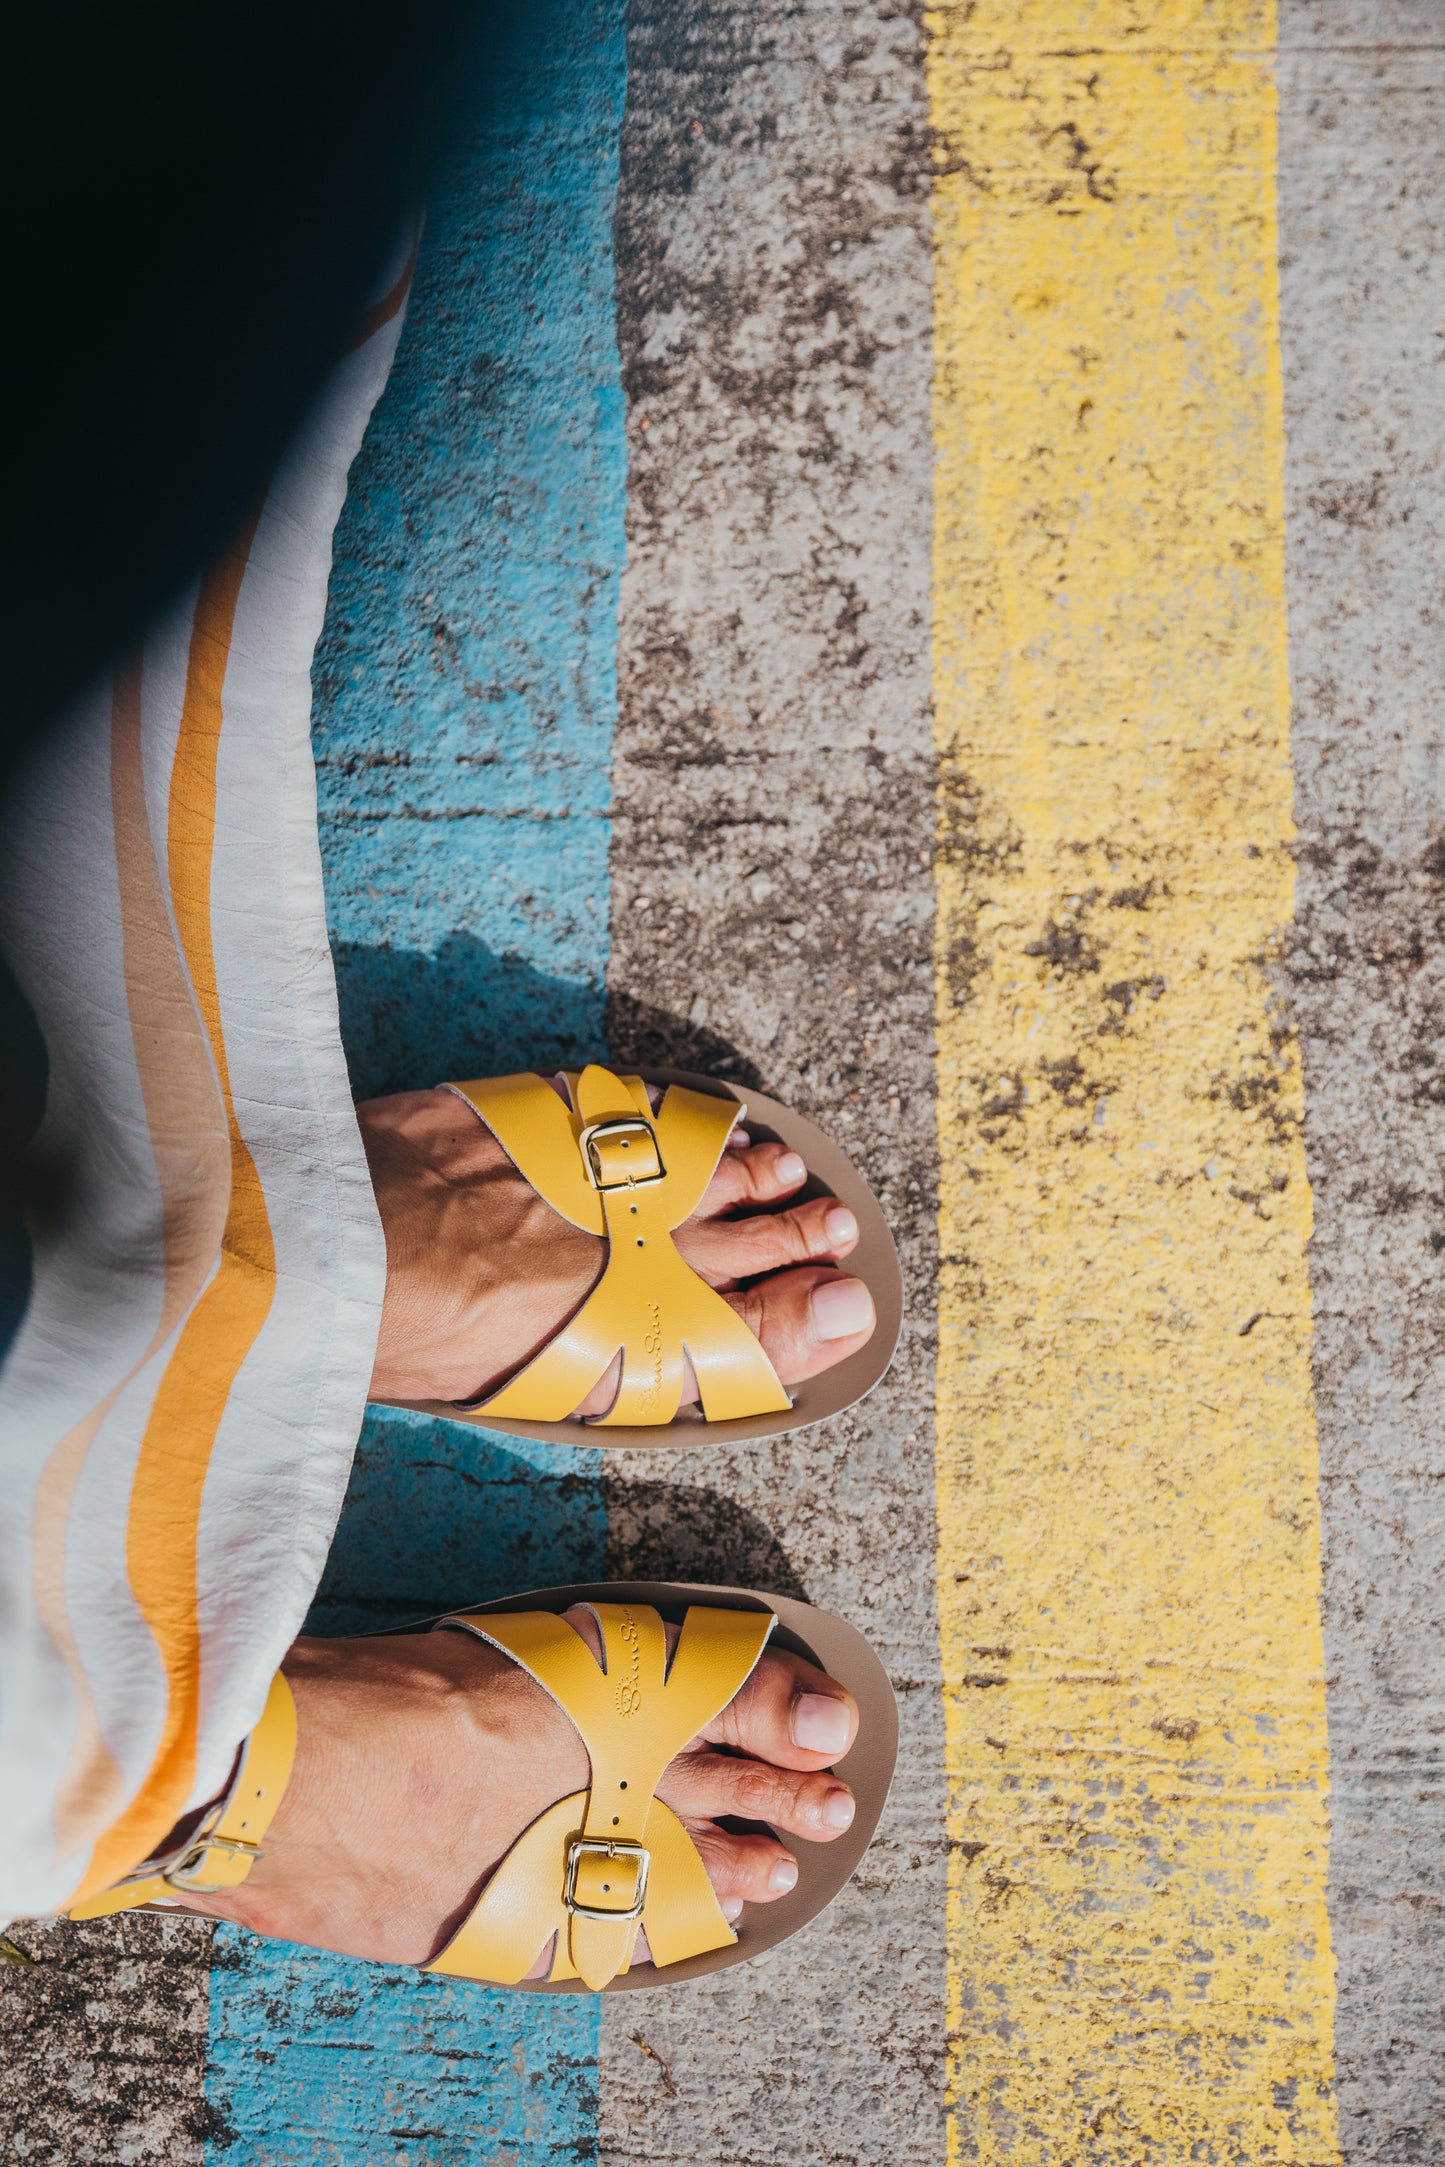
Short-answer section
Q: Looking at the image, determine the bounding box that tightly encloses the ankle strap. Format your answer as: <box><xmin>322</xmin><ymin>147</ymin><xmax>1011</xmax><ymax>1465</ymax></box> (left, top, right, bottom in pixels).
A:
<box><xmin>67</xmin><ymin>1672</ymin><xmax>297</xmax><ymax>1920</ymax></box>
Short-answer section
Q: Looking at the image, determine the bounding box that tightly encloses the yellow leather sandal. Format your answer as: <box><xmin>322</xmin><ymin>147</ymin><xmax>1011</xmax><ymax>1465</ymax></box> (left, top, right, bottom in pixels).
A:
<box><xmin>70</xmin><ymin>1582</ymin><xmax>898</xmax><ymax>1992</ymax></box>
<box><xmin>379</xmin><ymin>1063</ymin><xmax>903</xmax><ymax>1448</ymax></box>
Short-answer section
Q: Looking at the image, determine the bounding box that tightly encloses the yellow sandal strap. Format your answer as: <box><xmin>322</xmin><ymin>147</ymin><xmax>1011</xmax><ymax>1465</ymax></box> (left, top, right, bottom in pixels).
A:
<box><xmin>67</xmin><ymin>1671</ymin><xmax>297</xmax><ymax>1920</ymax></box>
<box><xmin>426</xmin><ymin>1601</ymin><xmax>775</xmax><ymax>1990</ymax></box>
<box><xmin>446</xmin><ymin>1063</ymin><xmax>791</xmax><ymax>1427</ymax></box>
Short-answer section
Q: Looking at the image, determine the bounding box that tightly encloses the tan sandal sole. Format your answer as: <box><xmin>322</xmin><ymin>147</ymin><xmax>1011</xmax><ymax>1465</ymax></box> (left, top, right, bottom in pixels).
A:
<box><xmin>385</xmin><ymin>1069</ymin><xmax>904</xmax><ymax>1449</ymax></box>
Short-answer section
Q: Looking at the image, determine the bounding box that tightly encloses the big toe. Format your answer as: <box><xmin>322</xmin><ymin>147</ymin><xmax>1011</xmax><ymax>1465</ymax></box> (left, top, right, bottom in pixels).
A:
<box><xmin>728</xmin><ymin>1264</ymin><xmax>875</xmax><ymax>1387</ymax></box>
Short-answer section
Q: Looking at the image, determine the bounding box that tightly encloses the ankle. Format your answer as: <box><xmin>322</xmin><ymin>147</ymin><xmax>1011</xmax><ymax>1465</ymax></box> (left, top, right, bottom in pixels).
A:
<box><xmin>191</xmin><ymin>1628</ymin><xmax>590</xmax><ymax>1967</ymax></box>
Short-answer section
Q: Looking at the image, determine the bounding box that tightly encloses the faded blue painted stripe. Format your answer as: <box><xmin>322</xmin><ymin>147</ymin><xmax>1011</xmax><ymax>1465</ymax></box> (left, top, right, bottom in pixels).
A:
<box><xmin>305</xmin><ymin>1415</ymin><xmax>608</xmax><ymax>1641</ymax></box>
<box><xmin>313</xmin><ymin>6</ymin><xmax>624</xmax><ymax>1104</ymax></box>
<box><xmin>205</xmin><ymin>0</ymin><xmax>626</xmax><ymax>2156</ymax></box>
<box><xmin>208</xmin><ymin>1954</ymin><xmax>599</xmax><ymax>2167</ymax></box>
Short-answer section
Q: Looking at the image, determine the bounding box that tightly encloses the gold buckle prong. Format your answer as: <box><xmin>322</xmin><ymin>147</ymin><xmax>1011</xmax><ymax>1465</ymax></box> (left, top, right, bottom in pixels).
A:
<box><xmin>579</xmin><ymin>1116</ymin><xmax>667</xmax><ymax>1193</ymax></box>
<box><xmin>563</xmin><ymin>1835</ymin><xmax>650</xmax><ymax>1921</ymax></box>
<box><xmin>162</xmin><ymin>1833</ymin><xmax>266</xmax><ymax>1894</ymax></box>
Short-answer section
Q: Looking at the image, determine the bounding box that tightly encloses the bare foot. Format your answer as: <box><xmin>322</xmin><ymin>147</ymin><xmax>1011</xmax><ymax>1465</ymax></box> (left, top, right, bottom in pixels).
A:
<box><xmin>359</xmin><ymin>1084</ymin><xmax>876</xmax><ymax>1409</ymax></box>
<box><xmin>188</xmin><ymin>1608</ymin><xmax>859</xmax><ymax>1971</ymax></box>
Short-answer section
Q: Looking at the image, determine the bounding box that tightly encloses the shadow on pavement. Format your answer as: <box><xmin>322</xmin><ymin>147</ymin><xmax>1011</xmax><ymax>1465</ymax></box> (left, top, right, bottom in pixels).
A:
<box><xmin>332</xmin><ymin>933</ymin><xmax>602</xmax><ymax>1100</ymax></box>
<box><xmin>605</xmin><ymin>1475</ymin><xmax>807</xmax><ymax>1602</ymax></box>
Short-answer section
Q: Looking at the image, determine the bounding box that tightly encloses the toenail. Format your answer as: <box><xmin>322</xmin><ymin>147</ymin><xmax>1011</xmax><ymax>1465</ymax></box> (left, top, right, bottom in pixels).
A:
<box><xmin>824</xmin><ymin>1204</ymin><xmax>858</xmax><ymax>1249</ymax></box>
<box><xmin>791</xmin><ymin>1692</ymin><xmax>852</xmax><ymax>1755</ymax></box>
<box><xmin>810</xmin><ymin>1276</ymin><xmax>875</xmax><ymax>1342</ymax></box>
<box><xmin>769</xmin><ymin>1857</ymin><xmax>799</xmax><ymax>1895</ymax></box>
<box><xmin>722</xmin><ymin>1896</ymin><xmax>744</xmax><ymax>1923</ymax></box>
<box><xmin>820</xmin><ymin>1788</ymin><xmax>856</xmax><ymax>1831</ymax></box>
<box><xmin>777</xmin><ymin>1150</ymin><xmax>806</xmax><ymax>1186</ymax></box>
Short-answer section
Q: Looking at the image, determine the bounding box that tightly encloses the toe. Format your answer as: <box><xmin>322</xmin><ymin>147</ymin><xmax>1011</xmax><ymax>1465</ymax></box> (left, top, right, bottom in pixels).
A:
<box><xmin>660</xmin><ymin>1742</ymin><xmax>857</xmax><ymax>1844</ymax></box>
<box><xmin>569</xmin><ymin>1259</ymin><xmax>873</xmax><ymax>1417</ymax></box>
<box><xmin>657</xmin><ymin>1645</ymin><xmax>859</xmax><ymax>1843</ymax></box>
<box><xmin>692</xmin><ymin>1139</ymin><xmax>809</xmax><ymax>1218</ymax></box>
<box><xmin>707</xmin><ymin>1645</ymin><xmax>860</xmax><ymax>1770</ymax></box>
<box><xmin>686</xmin><ymin>1826</ymin><xmax>800</xmax><ymax>1905</ymax></box>
<box><xmin>679</xmin><ymin>1194</ymin><xmax>860</xmax><ymax>1285</ymax></box>
<box><xmin>725</xmin><ymin>1263</ymin><xmax>875</xmax><ymax>1385</ymax></box>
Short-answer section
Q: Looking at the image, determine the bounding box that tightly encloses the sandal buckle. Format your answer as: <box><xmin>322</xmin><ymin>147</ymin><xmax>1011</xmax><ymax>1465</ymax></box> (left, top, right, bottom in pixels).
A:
<box><xmin>563</xmin><ymin>1836</ymin><xmax>651</xmax><ymax>1921</ymax></box>
<box><xmin>162</xmin><ymin>1834</ymin><xmax>265</xmax><ymax>1894</ymax></box>
<box><xmin>580</xmin><ymin>1117</ymin><xmax>666</xmax><ymax>1192</ymax></box>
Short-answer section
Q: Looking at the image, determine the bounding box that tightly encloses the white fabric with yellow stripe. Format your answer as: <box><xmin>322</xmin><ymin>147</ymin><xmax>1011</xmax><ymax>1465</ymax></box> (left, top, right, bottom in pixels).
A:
<box><xmin>0</xmin><ymin>243</ymin><xmax>407</xmax><ymax>1927</ymax></box>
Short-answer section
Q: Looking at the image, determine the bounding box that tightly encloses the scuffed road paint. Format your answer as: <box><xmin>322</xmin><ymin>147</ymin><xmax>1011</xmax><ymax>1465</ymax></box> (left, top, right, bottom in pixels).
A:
<box><xmin>928</xmin><ymin>4</ymin><xmax>1339</xmax><ymax>2159</ymax></box>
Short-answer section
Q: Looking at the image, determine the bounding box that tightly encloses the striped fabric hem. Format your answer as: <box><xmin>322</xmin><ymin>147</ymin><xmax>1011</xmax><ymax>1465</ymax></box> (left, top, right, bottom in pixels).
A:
<box><xmin>0</xmin><ymin>249</ymin><xmax>411</xmax><ymax>1922</ymax></box>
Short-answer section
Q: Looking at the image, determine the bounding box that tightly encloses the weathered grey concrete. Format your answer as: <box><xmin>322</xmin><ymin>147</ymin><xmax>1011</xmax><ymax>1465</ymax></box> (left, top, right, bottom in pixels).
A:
<box><xmin>600</xmin><ymin>5</ymin><xmax>945</xmax><ymax>2163</ymax></box>
<box><xmin>1279</xmin><ymin>5</ymin><xmax>1445</xmax><ymax>2159</ymax></box>
<box><xmin>0</xmin><ymin>1916</ymin><xmax>211</xmax><ymax>2165</ymax></box>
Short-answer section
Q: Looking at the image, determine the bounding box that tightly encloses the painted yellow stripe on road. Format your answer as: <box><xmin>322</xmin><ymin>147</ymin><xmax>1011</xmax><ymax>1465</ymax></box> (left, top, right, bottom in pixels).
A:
<box><xmin>928</xmin><ymin>4</ymin><xmax>1338</xmax><ymax>2159</ymax></box>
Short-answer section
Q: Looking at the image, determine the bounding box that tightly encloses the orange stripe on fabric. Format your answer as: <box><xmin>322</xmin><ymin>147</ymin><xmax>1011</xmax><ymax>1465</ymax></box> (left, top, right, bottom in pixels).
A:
<box><xmin>74</xmin><ymin>518</ymin><xmax>279</xmax><ymax>1901</ymax></box>
<box><xmin>34</xmin><ymin>1405</ymin><xmax>123</xmax><ymax>1860</ymax></box>
<box><xmin>39</xmin><ymin>655</ymin><xmax>233</xmax><ymax>1871</ymax></box>
<box><xmin>345</xmin><ymin>224</ymin><xmax>420</xmax><ymax>357</ymax></box>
